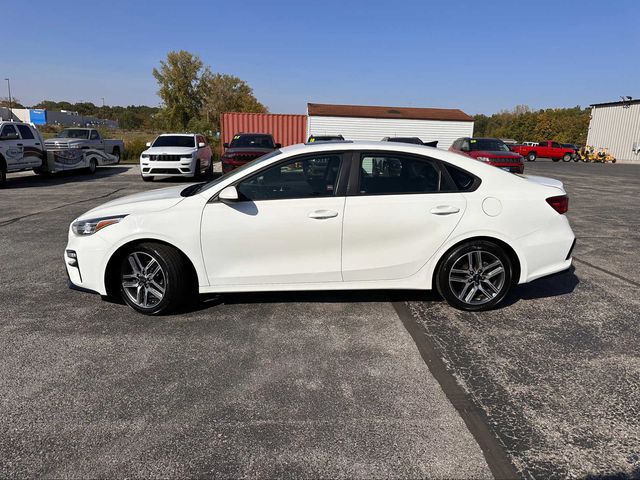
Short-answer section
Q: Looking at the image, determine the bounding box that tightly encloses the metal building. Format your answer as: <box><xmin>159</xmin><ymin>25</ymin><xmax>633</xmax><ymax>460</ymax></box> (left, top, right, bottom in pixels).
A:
<box><xmin>307</xmin><ymin>103</ymin><xmax>474</xmax><ymax>150</ymax></box>
<box><xmin>587</xmin><ymin>99</ymin><xmax>640</xmax><ymax>163</ymax></box>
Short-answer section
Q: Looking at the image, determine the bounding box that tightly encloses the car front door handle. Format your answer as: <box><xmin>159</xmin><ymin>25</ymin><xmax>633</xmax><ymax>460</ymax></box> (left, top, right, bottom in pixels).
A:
<box><xmin>308</xmin><ymin>209</ymin><xmax>339</xmax><ymax>219</ymax></box>
<box><xmin>430</xmin><ymin>205</ymin><xmax>460</xmax><ymax>215</ymax></box>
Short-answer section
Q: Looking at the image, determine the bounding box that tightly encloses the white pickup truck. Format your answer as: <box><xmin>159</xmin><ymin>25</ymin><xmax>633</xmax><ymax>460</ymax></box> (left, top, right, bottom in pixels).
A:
<box><xmin>0</xmin><ymin>122</ymin><xmax>120</xmax><ymax>185</ymax></box>
<box><xmin>45</xmin><ymin>128</ymin><xmax>124</xmax><ymax>163</ymax></box>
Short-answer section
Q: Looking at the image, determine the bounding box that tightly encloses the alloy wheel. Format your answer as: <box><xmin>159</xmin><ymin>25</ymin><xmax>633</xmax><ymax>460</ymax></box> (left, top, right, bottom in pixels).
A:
<box><xmin>121</xmin><ymin>251</ymin><xmax>166</xmax><ymax>308</ymax></box>
<box><xmin>448</xmin><ymin>250</ymin><xmax>506</xmax><ymax>306</ymax></box>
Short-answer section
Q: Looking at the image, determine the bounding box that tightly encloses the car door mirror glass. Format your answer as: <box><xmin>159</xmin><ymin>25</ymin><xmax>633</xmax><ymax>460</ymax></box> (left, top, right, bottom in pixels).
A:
<box><xmin>198</xmin><ymin>142</ymin><xmax>206</xmax><ymax>148</ymax></box>
<box><xmin>219</xmin><ymin>185</ymin><xmax>239</xmax><ymax>202</ymax></box>
<box><xmin>146</xmin><ymin>142</ymin><xmax>152</xmax><ymax>147</ymax></box>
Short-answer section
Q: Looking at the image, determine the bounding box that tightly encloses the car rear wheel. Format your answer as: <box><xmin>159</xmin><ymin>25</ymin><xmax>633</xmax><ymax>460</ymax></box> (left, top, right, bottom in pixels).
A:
<box><xmin>112</xmin><ymin>148</ymin><xmax>121</xmax><ymax>164</ymax></box>
<box><xmin>436</xmin><ymin>240</ymin><xmax>513</xmax><ymax>311</ymax></box>
<box><xmin>527</xmin><ymin>152</ymin><xmax>536</xmax><ymax>162</ymax></box>
<box><xmin>87</xmin><ymin>159</ymin><xmax>97</xmax><ymax>174</ymax></box>
<box><xmin>562</xmin><ymin>153</ymin><xmax>572</xmax><ymax>162</ymax></box>
<box><xmin>119</xmin><ymin>243</ymin><xmax>188</xmax><ymax>315</ymax></box>
<box><xmin>0</xmin><ymin>167</ymin><xmax>6</xmax><ymax>186</ymax></box>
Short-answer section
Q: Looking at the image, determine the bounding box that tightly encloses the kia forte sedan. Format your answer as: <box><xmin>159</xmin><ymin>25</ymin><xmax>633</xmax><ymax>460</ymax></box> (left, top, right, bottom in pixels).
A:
<box><xmin>65</xmin><ymin>141</ymin><xmax>575</xmax><ymax>315</ymax></box>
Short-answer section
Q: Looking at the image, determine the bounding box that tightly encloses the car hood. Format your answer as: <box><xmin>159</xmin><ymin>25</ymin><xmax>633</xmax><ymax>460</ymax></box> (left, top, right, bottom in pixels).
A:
<box><xmin>45</xmin><ymin>138</ymin><xmax>86</xmax><ymax>146</ymax></box>
<box><xmin>143</xmin><ymin>146</ymin><xmax>197</xmax><ymax>155</ymax></box>
<box><xmin>78</xmin><ymin>185</ymin><xmax>189</xmax><ymax>220</ymax></box>
<box><xmin>224</xmin><ymin>147</ymin><xmax>273</xmax><ymax>155</ymax></box>
<box><xmin>470</xmin><ymin>150</ymin><xmax>522</xmax><ymax>159</ymax></box>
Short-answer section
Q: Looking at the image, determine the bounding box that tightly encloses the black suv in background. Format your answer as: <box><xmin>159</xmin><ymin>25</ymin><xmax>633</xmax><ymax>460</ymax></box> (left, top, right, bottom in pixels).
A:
<box><xmin>221</xmin><ymin>133</ymin><xmax>281</xmax><ymax>173</ymax></box>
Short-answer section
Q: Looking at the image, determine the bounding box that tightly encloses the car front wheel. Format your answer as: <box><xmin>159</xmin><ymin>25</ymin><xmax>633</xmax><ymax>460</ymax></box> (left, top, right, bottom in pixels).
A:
<box><xmin>436</xmin><ymin>240</ymin><xmax>513</xmax><ymax>311</ymax></box>
<box><xmin>119</xmin><ymin>242</ymin><xmax>189</xmax><ymax>314</ymax></box>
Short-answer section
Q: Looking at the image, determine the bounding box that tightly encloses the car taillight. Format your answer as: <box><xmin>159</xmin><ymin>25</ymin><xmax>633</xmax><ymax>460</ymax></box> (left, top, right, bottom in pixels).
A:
<box><xmin>546</xmin><ymin>195</ymin><xmax>569</xmax><ymax>214</ymax></box>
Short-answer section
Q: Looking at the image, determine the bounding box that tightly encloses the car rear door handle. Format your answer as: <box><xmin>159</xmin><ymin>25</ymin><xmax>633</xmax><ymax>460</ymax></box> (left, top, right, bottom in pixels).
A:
<box><xmin>308</xmin><ymin>210</ymin><xmax>338</xmax><ymax>219</ymax></box>
<box><xmin>430</xmin><ymin>205</ymin><xmax>460</xmax><ymax>215</ymax></box>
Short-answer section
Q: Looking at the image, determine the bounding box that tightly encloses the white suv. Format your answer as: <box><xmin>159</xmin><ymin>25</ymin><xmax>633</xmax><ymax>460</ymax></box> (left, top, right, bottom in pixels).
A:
<box><xmin>140</xmin><ymin>133</ymin><xmax>213</xmax><ymax>182</ymax></box>
<box><xmin>0</xmin><ymin>121</ymin><xmax>46</xmax><ymax>184</ymax></box>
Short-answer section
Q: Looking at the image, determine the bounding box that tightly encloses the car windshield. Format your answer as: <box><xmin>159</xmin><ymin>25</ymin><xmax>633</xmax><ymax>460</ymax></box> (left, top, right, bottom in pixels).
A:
<box><xmin>153</xmin><ymin>135</ymin><xmax>195</xmax><ymax>148</ymax></box>
<box><xmin>190</xmin><ymin>150</ymin><xmax>283</xmax><ymax>195</ymax></box>
<box><xmin>470</xmin><ymin>139</ymin><xmax>510</xmax><ymax>152</ymax></box>
<box><xmin>57</xmin><ymin>129</ymin><xmax>90</xmax><ymax>139</ymax></box>
<box><xmin>230</xmin><ymin>134</ymin><xmax>274</xmax><ymax>149</ymax></box>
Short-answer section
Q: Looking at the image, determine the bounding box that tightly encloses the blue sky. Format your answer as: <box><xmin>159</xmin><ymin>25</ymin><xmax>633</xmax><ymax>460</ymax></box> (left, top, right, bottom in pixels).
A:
<box><xmin>2</xmin><ymin>0</ymin><xmax>638</xmax><ymax>115</ymax></box>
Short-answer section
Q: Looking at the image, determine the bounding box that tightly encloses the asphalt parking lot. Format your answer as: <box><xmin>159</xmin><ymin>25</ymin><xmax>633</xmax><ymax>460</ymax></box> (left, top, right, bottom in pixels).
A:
<box><xmin>0</xmin><ymin>160</ymin><xmax>638</xmax><ymax>478</ymax></box>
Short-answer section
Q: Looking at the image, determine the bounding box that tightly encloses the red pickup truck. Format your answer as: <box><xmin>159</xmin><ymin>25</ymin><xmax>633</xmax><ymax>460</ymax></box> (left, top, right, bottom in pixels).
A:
<box><xmin>512</xmin><ymin>141</ymin><xmax>575</xmax><ymax>162</ymax></box>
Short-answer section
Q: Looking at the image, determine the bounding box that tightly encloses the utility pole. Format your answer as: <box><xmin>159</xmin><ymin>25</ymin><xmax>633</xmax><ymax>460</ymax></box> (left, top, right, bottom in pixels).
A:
<box><xmin>101</xmin><ymin>97</ymin><xmax>105</xmax><ymax>124</ymax></box>
<box><xmin>4</xmin><ymin>78</ymin><xmax>13</xmax><ymax>120</ymax></box>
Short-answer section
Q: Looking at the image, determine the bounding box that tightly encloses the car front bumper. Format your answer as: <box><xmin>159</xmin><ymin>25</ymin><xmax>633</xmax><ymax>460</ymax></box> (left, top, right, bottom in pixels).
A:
<box><xmin>140</xmin><ymin>159</ymin><xmax>196</xmax><ymax>177</ymax></box>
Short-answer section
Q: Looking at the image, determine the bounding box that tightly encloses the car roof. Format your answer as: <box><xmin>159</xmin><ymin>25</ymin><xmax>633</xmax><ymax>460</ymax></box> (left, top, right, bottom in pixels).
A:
<box><xmin>157</xmin><ymin>133</ymin><xmax>197</xmax><ymax>136</ymax></box>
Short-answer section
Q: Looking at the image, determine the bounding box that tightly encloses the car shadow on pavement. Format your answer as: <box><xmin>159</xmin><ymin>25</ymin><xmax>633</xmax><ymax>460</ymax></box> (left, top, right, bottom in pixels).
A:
<box><xmin>2</xmin><ymin>166</ymin><xmax>130</xmax><ymax>189</ymax></box>
<box><xmin>180</xmin><ymin>266</ymin><xmax>579</xmax><ymax>314</ymax></box>
<box><xmin>500</xmin><ymin>266</ymin><xmax>579</xmax><ymax>308</ymax></box>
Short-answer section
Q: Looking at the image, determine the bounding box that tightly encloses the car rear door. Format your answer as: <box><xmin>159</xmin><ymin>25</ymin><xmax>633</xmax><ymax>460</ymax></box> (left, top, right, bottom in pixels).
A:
<box><xmin>15</xmin><ymin>124</ymin><xmax>44</xmax><ymax>168</ymax></box>
<box><xmin>200</xmin><ymin>151</ymin><xmax>349</xmax><ymax>286</ymax></box>
<box><xmin>341</xmin><ymin>151</ymin><xmax>466</xmax><ymax>281</ymax></box>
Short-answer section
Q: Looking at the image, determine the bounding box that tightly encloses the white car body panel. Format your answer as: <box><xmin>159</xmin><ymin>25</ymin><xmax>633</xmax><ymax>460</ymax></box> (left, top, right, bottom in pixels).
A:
<box><xmin>65</xmin><ymin>141</ymin><xmax>575</xmax><ymax>299</ymax></box>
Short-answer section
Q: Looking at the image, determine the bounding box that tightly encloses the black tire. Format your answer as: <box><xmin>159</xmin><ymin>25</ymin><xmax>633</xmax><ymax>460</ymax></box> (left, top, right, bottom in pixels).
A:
<box><xmin>562</xmin><ymin>153</ymin><xmax>572</xmax><ymax>162</ymax></box>
<box><xmin>206</xmin><ymin>157</ymin><xmax>214</xmax><ymax>177</ymax></box>
<box><xmin>0</xmin><ymin>167</ymin><xmax>6</xmax><ymax>186</ymax></box>
<box><xmin>87</xmin><ymin>159</ymin><xmax>98</xmax><ymax>174</ymax></box>
<box><xmin>142</xmin><ymin>175</ymin><xmax>154</xmax><ymax>182</ymax></box>
<box><xmin>118</xmin><ymin>242</ymin><xmax>189</xmax><ymax>315</ymax></box>
<box><xmin>552</xmin><ymin>157</ymin><xmax>561</xmax><ymax>162</ymax></box>
<box><xmin>527</xmin><ymin>152</ymin><xmax>536</xmax><ymax>162</ymax></box>
<box><xmin>112</xmin><ymin>148</ymin><xmax>121</xmax><ymax>164</ymax></box>
<box><xmin>436</xmin><ymin>240</ymin><xmax>513</xmax><ymax>312</ymax></box>
<box><xmin>193</xmin><ymin>160</ymin><xmax>201</xmax><ymax>179</ymax></box>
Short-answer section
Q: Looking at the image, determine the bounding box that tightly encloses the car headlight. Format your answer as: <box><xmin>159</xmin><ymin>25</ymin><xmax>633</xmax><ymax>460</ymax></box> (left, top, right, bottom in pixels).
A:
<box><xmin>476</xmin><ymin>156</ymin><xmax>491</xmax><ymax>162</ymax></box>
<box><xmin>141</xmin><ymin>154</ymin><xmax>149</xmax><ymax>159</ymax></box>
<box><xmin>72</xmin><ymin>215</ymin><xmax>127</xmax><ymax>236</ymax></box>
<box><xmin>181</xmin><ymin>155</ymin><xmax>194</xmax><ymax>160</ymax></box>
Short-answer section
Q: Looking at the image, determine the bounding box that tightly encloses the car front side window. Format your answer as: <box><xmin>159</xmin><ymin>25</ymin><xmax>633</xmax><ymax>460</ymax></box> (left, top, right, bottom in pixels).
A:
<box><xmin>358</xmin><ymin>154</ymin><xmax>441</xmax><ymax>195</ymax></box>
<box><xmin>237</xmin><ymin>154</ymin><xmax>342</xmax><ymax>201</ymax></box>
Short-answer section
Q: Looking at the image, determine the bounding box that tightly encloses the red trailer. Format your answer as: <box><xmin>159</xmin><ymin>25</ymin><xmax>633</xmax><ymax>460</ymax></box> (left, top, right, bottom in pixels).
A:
<box><xmin>220</xmin><ymin>112</ymin><xmax>307</xmax><ymax>155</ymax></box>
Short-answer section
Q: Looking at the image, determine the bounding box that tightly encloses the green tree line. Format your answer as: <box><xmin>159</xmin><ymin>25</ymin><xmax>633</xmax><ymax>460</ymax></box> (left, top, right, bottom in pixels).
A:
<box><xmin>473</xmin><ymin>105</ymin><xmax>591</xmax><ymax>145</ymax></box>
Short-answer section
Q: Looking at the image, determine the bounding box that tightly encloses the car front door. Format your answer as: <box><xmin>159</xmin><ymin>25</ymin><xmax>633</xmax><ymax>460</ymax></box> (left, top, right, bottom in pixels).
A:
<box><xmin>342</xmin><ymin>151</ymin><xmax>467</xmax><ymax>281</ymax></box>
<box><xmin>89</xmin><ymin>129</ymin><xmax>103</xmax><ymax>150</ymax></box>
<box><xmin>0</xmin><ymin>124</ymin><xmax>25</xmax><ymax>170</ymax></box>
<box><xmin>200</xmin><ymin>152</ymin><xmax>348</xmax><ymax>286</ymax></box>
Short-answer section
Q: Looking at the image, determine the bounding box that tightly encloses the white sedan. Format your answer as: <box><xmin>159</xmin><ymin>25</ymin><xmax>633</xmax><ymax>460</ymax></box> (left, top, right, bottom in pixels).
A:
<box><xmin>65</xmin><ymin>141</ymin><xmax>575</xmax><ymax>315</ymax></box>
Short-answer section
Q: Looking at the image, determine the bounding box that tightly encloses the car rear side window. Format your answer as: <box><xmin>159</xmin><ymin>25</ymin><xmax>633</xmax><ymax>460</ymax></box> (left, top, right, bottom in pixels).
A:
<box><xmin>1</xmin><ymin>124</ymin><xmax>18</xmax><ymax>137</ymax></box>
<box><xmin>16</xmin><ymin>124</ymin><xmax>35</xmax><ymax>139</ymax></box>
<box><xmin>237</xmin><ymin>154</ymin><xmax>342</xmax><ymax>201</ymax></box>
<box><xmin>444</xmin><ymin>164</ymin><xmax>476</xmax><ymax>191</ymax></box>
<box><xmin>358</xmin><ymin>154</ymin><xmax>440</xmax><ymax>195</ymax></box>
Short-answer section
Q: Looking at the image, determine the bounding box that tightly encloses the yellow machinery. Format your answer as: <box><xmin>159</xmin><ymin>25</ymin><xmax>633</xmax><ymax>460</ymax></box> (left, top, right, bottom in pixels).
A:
<box><xmin>577</xmin><ymin>146</ymin><xmax>616</xmax><ymax>163</ymax></box>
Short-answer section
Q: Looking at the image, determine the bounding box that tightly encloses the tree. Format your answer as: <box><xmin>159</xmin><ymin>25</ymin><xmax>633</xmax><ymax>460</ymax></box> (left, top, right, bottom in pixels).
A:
<box><xmin>199</xmin><ymin>71</ymin><xmax>267</xmax><ymax>132</ymax></box>
<box><xmin>0</xmin><ymin>97</ymin><xmax>25</xmax><ymax>109</ymax></box>
<box><xmin>153</xmin><ymin>50</ymin><xmax>205</xmax><ymax>129</ymax></box>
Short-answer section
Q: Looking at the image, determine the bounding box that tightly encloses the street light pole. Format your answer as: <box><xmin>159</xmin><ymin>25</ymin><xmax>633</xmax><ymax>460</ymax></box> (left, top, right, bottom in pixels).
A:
<box><xmin>4</xmin><ymin>78</ymin><xmax>13</xmax><ymax>119</ymax></box>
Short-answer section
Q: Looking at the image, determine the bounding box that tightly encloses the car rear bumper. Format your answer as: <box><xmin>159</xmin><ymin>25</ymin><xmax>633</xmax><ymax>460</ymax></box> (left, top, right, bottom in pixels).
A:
<box><xmin>518</xmin><ymin>216</ymin><xmax>575</xmax><ymax>283</ymax></box>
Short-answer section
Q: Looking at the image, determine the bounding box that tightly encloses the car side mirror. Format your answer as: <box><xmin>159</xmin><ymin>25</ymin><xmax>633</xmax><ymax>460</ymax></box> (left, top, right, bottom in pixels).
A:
<box><xmin>146</xmin><ymin>142</ymin><xmax>151</xmax><ymax>147</ymax></box>
<box><xmin>275</xmin><ymin>143</ymin><xmax>282</xmax><ymax>149</ymax></box>
<box><xmin>461</xmin><ymin>146</ymin><xmax>469</xmax><ymax>152</ymax></box>
<box><xmin>223</xmin><ymin>142</ymin><xmax>230</xmax><ymax>148</ymax></box>
<box><xmin>198</xmin><ymin>142</ymin><xmax>206</xmax><ymax>148</ymax></box>
<box><xmin>218</xmin><ymin>185</ymin><xmax>239</xmax><ymax>203</ymax></box>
